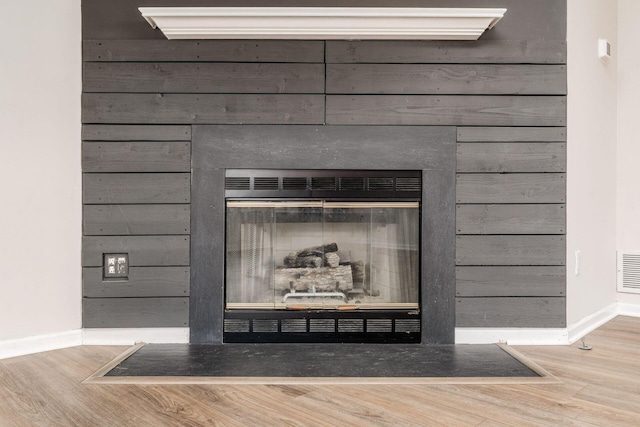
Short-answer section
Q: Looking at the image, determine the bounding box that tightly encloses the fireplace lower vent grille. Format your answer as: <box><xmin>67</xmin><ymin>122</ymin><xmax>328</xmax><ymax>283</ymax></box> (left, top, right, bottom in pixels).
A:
<box><xmin>223</xmin><ymin>319</ymin><xmax>250</xmax><ymax>333</ymax></box>
<box><xmin>252</xmin><ymin>319</ymin><xmax>279</xmax><ymax>332</ymax></box>
<box><xmin>223</xmin><ymin>313</ymin><xmax>420</xmax><ymax>343</ymax></box>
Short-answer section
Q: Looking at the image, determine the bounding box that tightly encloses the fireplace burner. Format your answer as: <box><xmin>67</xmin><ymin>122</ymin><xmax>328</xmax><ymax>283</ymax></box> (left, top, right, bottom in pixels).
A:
<box><xmin>224</xmin><ymin>169</ymin><xmax>421</xmax><ymax>343</ymax></box>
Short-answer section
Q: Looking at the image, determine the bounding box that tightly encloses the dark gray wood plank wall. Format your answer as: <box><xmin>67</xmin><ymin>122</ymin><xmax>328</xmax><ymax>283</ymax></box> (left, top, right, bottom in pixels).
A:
<box><xmin>82</xmin><ymin>0</ymin><xmax>567</xmax><ymax>331</ymax></box>
<box><xmin>82</xmin><ymin>40</ymin><xmax>326</xmax><ymax>329</ymax></box>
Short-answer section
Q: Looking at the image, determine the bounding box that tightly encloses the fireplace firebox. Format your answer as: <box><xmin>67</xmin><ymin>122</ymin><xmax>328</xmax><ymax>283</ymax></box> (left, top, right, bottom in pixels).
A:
<box><xmin>223</xmin><ymin>169</ymin><xmax>422</xmax><ymax>343</ymax></box>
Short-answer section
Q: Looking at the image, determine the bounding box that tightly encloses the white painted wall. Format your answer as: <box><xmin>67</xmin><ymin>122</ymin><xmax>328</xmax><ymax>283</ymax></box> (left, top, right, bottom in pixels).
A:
<box><xmin>0</xmin><ymin>1</ymin><xmax>82</xmax><ymax>340</ymax></box>
<box><xmin>616</xmin><ymin>0</ymin><xmax>640</xmax><ymax>306</ymax></box>
<box><xmin>566</xmin><ymin>0</ymin><xmax>618</xmax><ymax>325</ymax></box>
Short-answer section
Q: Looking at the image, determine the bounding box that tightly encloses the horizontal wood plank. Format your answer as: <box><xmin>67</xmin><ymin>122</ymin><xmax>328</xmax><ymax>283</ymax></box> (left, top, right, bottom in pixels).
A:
<box><xmin>83</xmin><ymin>173</ymin><xmax>190</xmax><ymax>204</ymax></box>
<box><xmin>457</xmin><ymin>127</ymin><xmax>567</xmax><ymax>142</ymax></box>
<box><xmin>83</xmin><ymin>297</ymin><xmax>189</xmax><ymax>328</ymax></box>
<box><xmin>82</xmin><ymin>93</ymin><xmax>325</xmax><ymax>124</ymax></box>
<box><xmin>457</xmin><ymin>143</ymin><xmax>566</xmax><ymax>173</ymax></box>
<box><xmin>192</xmin><ymin>125</ymin><xmax>455</xmax><ymax>171</ymax></box>
<box><xmin>456</xmin><ymin>204</ymin><xmax>565</xmax><ymax>235</ymax></box>
<box><xmin>82</xmin><ymin>142</ymin><xmax>190</xmax><ymax>172</ymax></box>
<box><xmin>84</xmin><ymin>40</ymin><xmax>325</xmax><ymax>63</ymax></box>
<box><xmin>84</xmin><ymin>63</ymin><xmax>325</xmax><ymax>94</ymax></box>
<box><xmin>326</xmin><ymin>40</ymin><xmax>567</xmax><ymax>64</ymax></box>
<box><xmin>82</xmin><ymin>125</ymin><xmax>191</xmax><ymax>141</ymax></box>
<box><xmin>326</xmin><ymin>96</ymin><xmax>566</xmax><ymax>127</ymax></box>
<box><xmin>82</xmin><ymin>235</ymin><xmax>190</xmax><ymax>267</ymax></box>
<box><xmin>456</xmin><ymin>297</ymin><xmax>566</xmax><ymax>327</ymax></box>
<box><xmin>456</xmin><ymin>266</ymin><xmax>566</xmax><ymax>297</ymax></box>
<box><xmin>327</xmin><ymin>64</ymin><xmax>566</xmax><ymax>95</ymax></box>
<box><xmin>456</xmin><ymin>235</ymin><xmax>566</xmax><ymax>266</ymax></box>
<box><xmin>83</xmin><ymin>204</ymin><xmax>190</xmax><ymax>235</ymax></box>
<box><xmin>456</xmin><ymin>174</ymin><xmax>566</xmax><ymax>204</ymax></box>
<box><xmin>83</xmin><ymin>267</ymin><xmax>190</xmax><ymax>298</ymax></box>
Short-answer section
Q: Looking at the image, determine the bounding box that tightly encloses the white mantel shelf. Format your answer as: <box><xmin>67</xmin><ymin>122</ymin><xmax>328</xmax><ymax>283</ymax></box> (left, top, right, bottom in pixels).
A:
<box><xmin>138</xmin><ymin>7</ymin><xmax>506</xmax><ymax>40</ymax></box>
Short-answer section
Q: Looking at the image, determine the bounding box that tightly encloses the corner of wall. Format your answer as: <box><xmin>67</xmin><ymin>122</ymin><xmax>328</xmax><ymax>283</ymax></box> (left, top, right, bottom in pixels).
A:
<box><xmin>565</xmin><ymin>0</ymin><xmax>618</xmax><ymax>325</ymax></box>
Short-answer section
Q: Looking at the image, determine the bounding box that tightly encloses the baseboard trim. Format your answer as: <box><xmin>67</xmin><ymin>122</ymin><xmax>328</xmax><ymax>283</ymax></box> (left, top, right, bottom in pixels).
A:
<box><xmin>82</xmin><ymin>328</ymin><xmax>190</xmax><ymax>345</ymax></box>
<box><xmin>455</xmin><ymin>328</ymin><xmax>569</xmax><ymax>345</ymax></box>
<box><xmin>567</xmin><ymin>303</ymin><xmax>620</xmax><ymax>344</ymax></box>
<box><xmin>0</xmin><ymin>330</ymin><xmax>83</xmax><ymax>360</ymax></box>
<box><xmin>3</xmin><ymin>303</ymin><xmax>640</xmax><ymax>359</ymax></box>
<box><xmin>456</xmin><ymin>302</ymin><xmax>639</xmax><ymax>345</ymax></box>
<box><xmin>617</xmin><ymin>302</ymin><xmax>640</xmax><ymax>317</ymax></box>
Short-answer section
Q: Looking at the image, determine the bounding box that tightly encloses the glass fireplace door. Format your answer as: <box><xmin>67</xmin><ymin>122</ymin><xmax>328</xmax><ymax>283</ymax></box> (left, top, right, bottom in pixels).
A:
<box><xmin>225</xmin><ymin>201</ymin><xmax>419</xmax><ymax>310</ymax></box>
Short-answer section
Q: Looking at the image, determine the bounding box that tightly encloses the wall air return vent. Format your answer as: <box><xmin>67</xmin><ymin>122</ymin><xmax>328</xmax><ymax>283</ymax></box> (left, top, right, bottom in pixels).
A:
<box><xmin>617</xmin><ymin>251</ymin><xmax>640</xmax><ymax>294</ymax></box>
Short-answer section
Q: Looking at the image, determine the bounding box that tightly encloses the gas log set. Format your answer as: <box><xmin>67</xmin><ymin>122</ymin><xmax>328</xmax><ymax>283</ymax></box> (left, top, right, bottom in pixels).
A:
<box><xmin>275</xmin><ymin>243</ymin><xmax>374</xmax><ymax>303</ymax></box>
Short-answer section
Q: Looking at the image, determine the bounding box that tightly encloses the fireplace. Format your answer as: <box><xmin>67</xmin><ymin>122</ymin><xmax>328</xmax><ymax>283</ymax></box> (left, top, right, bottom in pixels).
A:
<box><xmin>223</xmin><ymin>169</ymin><xmax>421</xmax><ymax>343</ymax></box>
<box><xmin>191</xmin><ymin>125</ymin><xmax>456</xmax><ymax>344</ymax></box>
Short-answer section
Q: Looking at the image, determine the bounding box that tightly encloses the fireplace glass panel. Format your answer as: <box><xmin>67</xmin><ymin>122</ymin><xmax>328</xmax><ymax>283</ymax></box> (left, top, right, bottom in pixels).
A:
<box><xmin>225</xmin><ymin>201</ymin><xmax>419</xmax><ymax>310</ymax></box>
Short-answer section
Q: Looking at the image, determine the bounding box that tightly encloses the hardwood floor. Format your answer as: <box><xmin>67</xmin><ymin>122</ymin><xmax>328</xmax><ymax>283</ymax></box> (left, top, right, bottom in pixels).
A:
<box><xmin>1</xmin><ymin>316</ymin><xmax>639</xmax><ymax>426</ymax></box>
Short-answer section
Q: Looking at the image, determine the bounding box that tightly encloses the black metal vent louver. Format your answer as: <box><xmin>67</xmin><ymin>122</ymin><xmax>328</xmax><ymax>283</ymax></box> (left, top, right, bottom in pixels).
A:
<box><xmin>225</xmin><ymin>177</ymin><xmax>250</xmax><ymax>190</ymax></box>
<box><xmin>311</xmin><ymin>177</ymin><xmax>337</xmax><ymax>190</ymax></box>
<box><xmin>395</xmin><ymin>319</ymin><xmax>421</xmax><ymax>333</ymax></box>
<box><xmin>254</xmin><ymin>177</ymin><xmax>279</xmax><ymax>190</ymax></box>
<box><xmin>282</xmin><ymin>177</ymin><xmax>307</xmax><ymax>190</ymax></box>
<box><xmin>224</xmin><ymin>319</ymin><xmax>250</xmax><ymax>333</ymax></box>
<box><xmin>225</xmin><ymin>169</ymin><xmax>421</xmax><ymax>198</ymax></box>
<box><xmin>366</xmin><ymin>319</ymin><xmax>393</xmax><ymax>333</ymax></box>
<box><xmin>367</xmin><ymin>177</ymin><xmax>395</xmax><ymax>191</ymax></box>
<box><xmin>395</xmin><ymin>177</ymin><xmax>421</xmax><ymax>192</ymax></box>
<box><xmin>339</xmin><ymin>177</ymin><xmax>365</xmax><ymax>191</ymax></box>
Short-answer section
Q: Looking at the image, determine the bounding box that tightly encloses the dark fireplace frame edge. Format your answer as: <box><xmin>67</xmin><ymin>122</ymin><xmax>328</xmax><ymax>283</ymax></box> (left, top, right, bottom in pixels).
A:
<box><xmin>190</xmin><ymin>125</ymin><xmax>456</xmax><ymax>344</ymax></box>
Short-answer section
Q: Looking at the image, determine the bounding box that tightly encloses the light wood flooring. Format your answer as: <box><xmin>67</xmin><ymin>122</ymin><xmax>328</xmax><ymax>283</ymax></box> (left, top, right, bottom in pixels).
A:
<box><xmin>1</xmin><ymin>316</ymin><xmax>639</xmax><ymax>426</ymax></box>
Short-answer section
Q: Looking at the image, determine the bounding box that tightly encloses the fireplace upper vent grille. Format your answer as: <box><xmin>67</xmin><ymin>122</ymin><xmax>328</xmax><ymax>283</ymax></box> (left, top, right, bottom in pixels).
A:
<box><xmin>225</xmin><ymin>170</ymin><xmax>421</xmax><ymax>198</ymax></box>
<box><xmin>225</xmin><ymin>177</ymin><xmax>250</xmax><ymax>190</ymax></box>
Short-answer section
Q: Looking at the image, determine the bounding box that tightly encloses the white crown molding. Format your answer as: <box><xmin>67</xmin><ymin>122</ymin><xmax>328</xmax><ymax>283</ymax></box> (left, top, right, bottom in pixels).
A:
<box><xmin>138</xmin><ymin>7</ymin><xmax>506</xmax><ymax>40</ymax></box>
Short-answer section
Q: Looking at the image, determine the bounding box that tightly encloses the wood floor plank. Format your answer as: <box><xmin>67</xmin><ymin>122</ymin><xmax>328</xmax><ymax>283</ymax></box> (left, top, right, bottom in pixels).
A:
<box><xmin>1</xmin><ymin>316</ymin><xmax>640</xmax><ymax>426</ymax></box>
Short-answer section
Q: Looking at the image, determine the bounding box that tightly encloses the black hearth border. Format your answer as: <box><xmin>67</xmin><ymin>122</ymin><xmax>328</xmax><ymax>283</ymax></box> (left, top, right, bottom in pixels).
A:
<box><xmin>191</xmin><ymin>125</ymin><xmax>456</xmax><ymax>344</ymax></box>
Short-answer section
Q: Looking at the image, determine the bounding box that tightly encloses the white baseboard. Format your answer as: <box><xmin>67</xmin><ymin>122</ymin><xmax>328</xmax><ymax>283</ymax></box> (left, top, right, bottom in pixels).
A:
<box><xmin>617</xmin><ymin>302</ymin><xmax>640</xmax><ymax>317</ymax></box>
<box><xmin>567</xmin><ymin>303</ymin><xmax>619</xmax><ymax>344</ymax></box>
<box><xmin>3</xmin><ymin>302</ymin><xmax>640</xmax><ymax>359</ymax></box>
<box><xmin>0</xmin><ymin>330</ymin><xmax>83</xmax><ymax>360</ymax></box>
<box><xmin>82</xmin><ymin>328</ymin><xmax>190</xmax><ymax>345</ymax></box>
<box><xmin>455</xmin><ymin>328</ymin><xmax>569</xmax><ymax>345</ymax></box>
<box><xmin>456</xmin><ymin>302</ymin><xmax>636</xmax><ymax>346</ymax></box>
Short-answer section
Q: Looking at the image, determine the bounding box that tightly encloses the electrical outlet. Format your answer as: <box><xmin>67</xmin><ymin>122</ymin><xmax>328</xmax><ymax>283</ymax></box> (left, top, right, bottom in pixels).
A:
<box><xmin>104</xmin><ymin>253</ymin><xmax>129</xmax><ymax>279</ymax></box>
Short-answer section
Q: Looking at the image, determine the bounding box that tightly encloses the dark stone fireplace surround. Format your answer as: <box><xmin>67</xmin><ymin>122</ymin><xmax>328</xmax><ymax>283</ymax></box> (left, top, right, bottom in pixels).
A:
<box><xmin>191</xmin><ymin>125</ymin><xmax>456</xmax><ymax>344</ymax></box>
